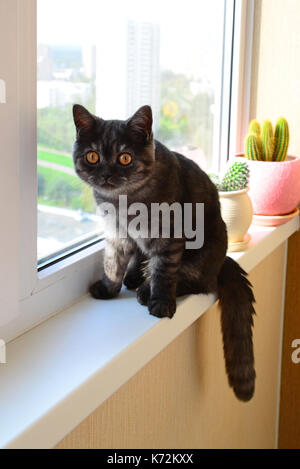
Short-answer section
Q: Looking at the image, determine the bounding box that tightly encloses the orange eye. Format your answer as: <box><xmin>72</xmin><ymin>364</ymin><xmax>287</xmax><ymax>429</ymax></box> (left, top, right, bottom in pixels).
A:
<box><xmin>119</xmin><ymin>153</ymin><xmax>132</xmax><ymax>166</ymax></box>
<box><xmin>86</xmin><ymin>151</ymin><xmax>99</xmax><ymax>164</ymax></box>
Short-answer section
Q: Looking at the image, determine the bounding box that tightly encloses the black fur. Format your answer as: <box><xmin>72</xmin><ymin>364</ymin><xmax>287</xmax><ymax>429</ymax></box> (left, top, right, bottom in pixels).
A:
<box><xmin>218</xmin><ymin>257</ymin><xmax>256</xmax><ymax>401</ymax></box>
<box><xmin>72</xmin><ymin>104</ymin><xmax>256</xmax><ymax>401</ymax></box>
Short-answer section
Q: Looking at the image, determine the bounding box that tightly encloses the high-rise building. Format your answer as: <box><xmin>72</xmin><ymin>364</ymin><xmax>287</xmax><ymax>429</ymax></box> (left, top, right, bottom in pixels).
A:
<box><xmin>95</xmin><ymin>19</ymin><xmax>160</xmax><ymax>127</ymax></box>
<box><xmin>126</xmin><ymin>20</ymin><xmax>160</xmax><ymax>130</ymax></box>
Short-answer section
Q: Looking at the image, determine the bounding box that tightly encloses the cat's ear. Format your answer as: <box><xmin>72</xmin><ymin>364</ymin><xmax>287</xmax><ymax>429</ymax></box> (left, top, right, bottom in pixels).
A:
<box><xmin>73</xmin><ymin>104</ymin><xmax>95</xmax><ymax>134</ymax></box>
<box><xmin>127</xmin><ymin>105</ymin><xmax>153</xmax><ymax>143</ymax></box>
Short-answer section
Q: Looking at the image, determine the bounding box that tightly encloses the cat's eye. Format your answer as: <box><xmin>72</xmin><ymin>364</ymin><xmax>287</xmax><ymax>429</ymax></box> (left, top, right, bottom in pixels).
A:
<box><xmin>85</xmin><ymin>151</ymin><xmax>100</xmax><ymax>165</ymax></box>
<box><xmin>119</xmin><ymin>153</ymin><xmax>132</xmax><ymax>166</ymax></box>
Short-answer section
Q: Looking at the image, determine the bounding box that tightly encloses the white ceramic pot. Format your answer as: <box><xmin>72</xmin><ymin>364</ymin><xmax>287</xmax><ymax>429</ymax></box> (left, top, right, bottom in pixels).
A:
<box><xmin>219</xmin><ymin>188</ymin><xmax>253</xmax><ymax>246</ymax></box>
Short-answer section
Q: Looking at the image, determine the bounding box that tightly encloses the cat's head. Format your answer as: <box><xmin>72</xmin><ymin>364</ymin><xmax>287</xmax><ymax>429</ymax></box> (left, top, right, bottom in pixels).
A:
<box><xmin>72</xmin><ymin>104</ymin><xmax>155</xmax><ymax>197</ymax></box>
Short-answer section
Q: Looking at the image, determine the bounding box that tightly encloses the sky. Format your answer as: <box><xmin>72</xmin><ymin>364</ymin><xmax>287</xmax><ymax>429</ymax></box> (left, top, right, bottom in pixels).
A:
<box><xmin>37</xmin><ymin>0</ymin><xmax>225</xmax><ymax>79</ymax></box>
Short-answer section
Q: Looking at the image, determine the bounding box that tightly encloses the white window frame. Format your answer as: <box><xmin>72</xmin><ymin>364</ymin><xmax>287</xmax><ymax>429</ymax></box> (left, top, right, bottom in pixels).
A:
<box><xmin>229</xmin><ymin>0</ymin><xmax>255</xmax><ymax>161</ymax></box>
<box><xmin>0</xmin><ymin>0</ymin><xmax>254</xmax><ymax>342</ymax></box>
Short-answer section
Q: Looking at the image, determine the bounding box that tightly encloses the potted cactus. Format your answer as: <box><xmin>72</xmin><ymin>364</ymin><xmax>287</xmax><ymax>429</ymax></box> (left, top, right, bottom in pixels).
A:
<box><xmin>210</xmin><ymin>162</ymin><xmax>253</xmax><ymax>252</ymax></box>
<box><xmin>234</xmin><ymin>117</ymin><xmax>300</xmax><ymax>225</ymax></box>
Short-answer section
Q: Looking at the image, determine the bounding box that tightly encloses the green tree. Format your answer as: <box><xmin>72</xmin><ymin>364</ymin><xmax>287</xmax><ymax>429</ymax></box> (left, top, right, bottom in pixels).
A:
<box><xmin>38</xmin><ymin>105</ymin><xmax>76</xmax><ymax>153</ymax></box>
<box><xmin>37</xmin><ymin>83</ymin><xmax>96</xmax><ymax>154</ymax></box>
<box><xmin>81</xmin><ymin>184</ymin><xmax>96</xmax><ymax>213</ymax></box>
<box><xmin>46</xmin><ymin>175</ymin><xmax>79</xmax><ymax>207</ymax></box>
<box><xmin>157</xmin><ymin>70</ymin><xmax>214</xmax><ymax>159</ymax></box>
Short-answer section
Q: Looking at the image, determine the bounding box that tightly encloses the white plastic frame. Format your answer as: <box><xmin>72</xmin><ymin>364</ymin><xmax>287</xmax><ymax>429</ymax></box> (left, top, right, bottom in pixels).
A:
<box><xmin>0</xmin><ymin>0</ymin><xmax>254</xmax><ymax>342</ymax></box>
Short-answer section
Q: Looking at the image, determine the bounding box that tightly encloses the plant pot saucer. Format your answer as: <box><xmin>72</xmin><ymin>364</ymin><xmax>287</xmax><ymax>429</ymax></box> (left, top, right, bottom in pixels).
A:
<box><xmin>228</xmin><ymin>233</ymin><xmax>251</xmax><ymax>252</ymax></box>
<box><xmin>252</xmin><ymin>208</ymin><xmax>299</xmax><ymax>227</ymax></box>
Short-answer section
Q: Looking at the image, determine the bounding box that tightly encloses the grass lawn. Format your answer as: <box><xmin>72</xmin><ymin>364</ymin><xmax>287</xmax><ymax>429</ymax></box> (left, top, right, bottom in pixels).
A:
<box><xmin>37</xmin><ymin>165</ymin><xmax>95</xmax><ymax>212</ymax></box>
<box><xmin>38</xmin><ymin>165</ymin><xmax>83</xmax><ymax>207</ymax></box>
<box><xmin>37</xmin><ymin>148</ymin><xmax>74</xmax><ymax>169</ymax></box>
<box><xmin>37</xmin><ymin>164</ymin><xmax>80</xmax><ymax>186</ymax></box>
<box><xmin>37</xmin><ymin>148</ymin><xmax>96</xmax><ymax>212</ymax></box>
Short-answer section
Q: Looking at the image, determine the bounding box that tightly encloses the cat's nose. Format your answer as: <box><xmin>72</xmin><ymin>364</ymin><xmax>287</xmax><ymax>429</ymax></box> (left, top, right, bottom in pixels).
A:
<box><xmin>101</xmin><ymin>174</ymin><xmax>114</xmax><ymax>185</ymax></box>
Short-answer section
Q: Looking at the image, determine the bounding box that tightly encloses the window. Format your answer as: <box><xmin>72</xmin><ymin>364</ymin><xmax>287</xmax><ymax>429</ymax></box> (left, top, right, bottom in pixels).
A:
<box><xmin>0</xmin><ymin>0</ymin><xmax>254</xmax><ymax>341</ymax></box>
<box><xmin>37</xmin><ymin>0</ymin><xmax>232</xmax><ymax>265</ymax></box>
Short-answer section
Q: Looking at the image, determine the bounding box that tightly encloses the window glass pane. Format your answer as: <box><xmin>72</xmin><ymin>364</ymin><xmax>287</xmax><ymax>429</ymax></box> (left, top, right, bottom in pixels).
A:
<box><xmin>37</xmin><ymin>0</ymin><xmax>226</xmax><ymax>262</ymax></box>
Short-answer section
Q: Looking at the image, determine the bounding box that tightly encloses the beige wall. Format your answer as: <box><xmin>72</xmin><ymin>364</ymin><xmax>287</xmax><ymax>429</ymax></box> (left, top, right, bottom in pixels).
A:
<box><xmin>250</xmin><ymin>0</ymin><xmax>300</xmax><ymax>156</ymax></box>
<box><xmin>250</xmin><ymin>0</ymin><xmax>300</xmax><ymax>449</ymax></box>
<box><xmin>56</xmin><ymin>0</ymin><xmax>300</xmax><ymax>448</ymax></box>
<box><xmin>57</xmin><ymin>246</ymin><xmax>286</xmax><ymax>449</ymax></box>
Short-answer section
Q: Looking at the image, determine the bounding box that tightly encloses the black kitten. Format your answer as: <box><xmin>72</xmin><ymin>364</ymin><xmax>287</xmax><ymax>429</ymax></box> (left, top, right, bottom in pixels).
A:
<box><xmin>72</xmin><ymin>104</ymin><xmax>256</xmax><ymax>402</ymax></box>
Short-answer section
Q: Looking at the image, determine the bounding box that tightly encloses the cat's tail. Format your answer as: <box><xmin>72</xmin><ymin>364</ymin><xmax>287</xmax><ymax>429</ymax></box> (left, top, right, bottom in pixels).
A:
<box><xmin>217</xmin><ymin>256</ymin><xmax>256</xmax><ymax>402</ymax></box>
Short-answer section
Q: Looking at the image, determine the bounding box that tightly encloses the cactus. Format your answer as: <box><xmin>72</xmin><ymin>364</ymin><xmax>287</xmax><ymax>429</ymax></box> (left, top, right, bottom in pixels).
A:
<box><xmin>220</xmin><ymin>162</ymin><xmax>250</xmax><ymax>192</ymax></box>
<box><xmin>273</xmin><ymin>117</ymin><xmax>289</xmax><ymax>161</ymax></box>
<box><xmin>245</xmin><ymin>117</ymin><xmax>289</xmax><ymax>162</ymax></box>
<box><xmin>262</xmin><ymin>120</ymin><xmax>275</xmax><ymax>161</ymax></box>
<box><xmin>245</xmin><ymin>133</ymin><xmax>263</xmax><ymax>161</ymax></box>
<box><xmin>248</xmin><ymin>119</ymin><xmax>261</xmax><ymax>137</ymax></box>
<box><xmin>208</xmin><ymin>172</ymin><xmax>221</xmax><ymax>189</ymax></box>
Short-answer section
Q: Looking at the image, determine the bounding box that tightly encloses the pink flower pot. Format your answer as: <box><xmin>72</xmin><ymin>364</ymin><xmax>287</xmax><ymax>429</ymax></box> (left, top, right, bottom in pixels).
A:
<box><xmin>234</xmin><ymin>154</ymin><xmax>300</xmax><ymax>216</ymax></box>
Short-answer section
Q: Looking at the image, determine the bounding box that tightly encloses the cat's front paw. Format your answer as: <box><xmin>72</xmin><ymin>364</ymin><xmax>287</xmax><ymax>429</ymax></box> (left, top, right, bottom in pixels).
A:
<box><xmin>136</xmin><ymin>282</ymin><xmax>151</xmax><ymax>305</ymax></box>
<box><xmin>148</xmin><ymin>298</ymin><xmax>177</xmax><ymax>319</ymax></box>
<box><xmin>123</xmin><ymin>270</ymin><xmax>144</xmax><ymax>290</ymax></box>
<box><xmin>89</xmin><ymin>280</ymin><xmax>120</xmax><ymax>299</ymax></box>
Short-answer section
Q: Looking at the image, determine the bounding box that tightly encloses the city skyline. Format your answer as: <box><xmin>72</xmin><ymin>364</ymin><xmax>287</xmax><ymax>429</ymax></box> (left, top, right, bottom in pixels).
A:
<box><xmin>37</xmin><ymin>0</ymin><xmax>224</xmax><ymax>82</ymax></box>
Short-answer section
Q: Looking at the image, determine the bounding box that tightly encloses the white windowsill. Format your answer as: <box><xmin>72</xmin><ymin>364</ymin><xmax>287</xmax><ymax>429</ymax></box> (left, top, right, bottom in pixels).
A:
<box><xmin>0</xmin><ymin>216</ymin><xmax>299</xmax><ymax>449</ymax></box>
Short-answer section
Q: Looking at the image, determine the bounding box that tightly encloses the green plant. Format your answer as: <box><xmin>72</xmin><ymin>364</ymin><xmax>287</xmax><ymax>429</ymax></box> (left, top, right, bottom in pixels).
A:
<box><xmin>245</xmin><ymin>132</ymin><xmax>263</xmax><ymax>161</ymax></box>
<box><xmin>244</xmin><ymin>117</ymin><xmax>289</xmax><ymax>161</ymax></box>
<box><xmin>273</xmin><ymin>117</ymin><xmax>290</xmax><ymax>161</ymax></box>
<box><xmin>209</xmin><ymin>161</ymin><xmax>250</xmax><ymax>192</ymax></box>
<box><xmin>249</xmin><ymin>119</ymin><xmax>261</xmax><ymax>137</ymax></box>
<box><xmin>207</xmin><ymin>172</ymin><xmax>221</xmax><ymax>188</ymax></box>
<box><xmin>261</xmin><ymin>120</ymin><xmax>275</xmax><ymax>161</ymax></box>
